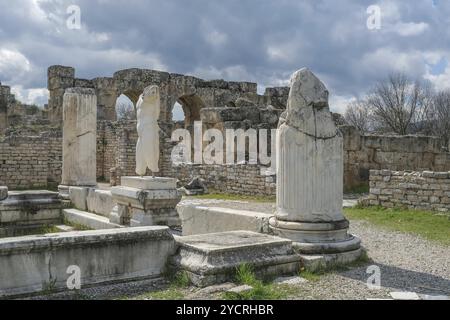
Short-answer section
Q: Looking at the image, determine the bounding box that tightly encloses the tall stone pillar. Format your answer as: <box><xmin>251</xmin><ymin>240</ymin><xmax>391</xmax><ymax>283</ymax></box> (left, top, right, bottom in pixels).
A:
<box><xmin>92</xmin><ymin>77</ymin><xmax>118</xmax><ymax>121</ymax></box>
<box><xmin>59</xmin><ymin>88</ymin><xmax>97</xmax><ymax>199</ymax></box>
<box><xmin>48</xmin><ymin>66</ymin><xmax>75</xmax><ymax>125</ymax></box>
<box><xmin>0</xmin><ymin>84</ymin><xmax>10</xmax><ymax>133</ymax></box>
<box><xmin>270</xmin><ymin>69</ymin><xmax>361</xmax><ymax>261</ymax></box>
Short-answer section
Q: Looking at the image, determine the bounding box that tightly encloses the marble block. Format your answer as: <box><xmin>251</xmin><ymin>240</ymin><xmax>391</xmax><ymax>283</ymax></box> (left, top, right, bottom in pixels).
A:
<box><xmin>110</xmin><ymin>176</ymin><xmax>181</xmax><ymax>227</ymax></box>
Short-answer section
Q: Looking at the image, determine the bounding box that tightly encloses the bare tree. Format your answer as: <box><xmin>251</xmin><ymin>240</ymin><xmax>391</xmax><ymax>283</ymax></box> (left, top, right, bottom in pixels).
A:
<box><xmin>366</xmin><ymin>73</ymin><xmax>432</xmax><ymax>135</ymax></box>
<box><xmin>426</xmin><ymin>90</ymin><xmax>450</xmax><ymax>149</ymax></box>
<box><xmin>116</xmin><ymin>102</ymin><xmax>136</xmax><ymax>120</ymax></box>
<box><xmin>344</xmin><ymin>99</ymin><xmax>372</xmax><ymax>133</ymax></box>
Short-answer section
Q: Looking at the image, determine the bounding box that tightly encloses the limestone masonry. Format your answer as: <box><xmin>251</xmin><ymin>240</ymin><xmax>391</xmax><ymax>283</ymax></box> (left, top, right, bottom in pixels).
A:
<box><xmin>368</xmin><ymin>170</ymin><xmax>450</xmax><ymax>212</ymax></box>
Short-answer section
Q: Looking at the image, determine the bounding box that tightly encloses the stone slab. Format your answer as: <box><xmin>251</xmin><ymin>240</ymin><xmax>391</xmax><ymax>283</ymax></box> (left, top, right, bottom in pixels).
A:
<box><xmin>390</xmin><ymin>292</ymin><xmax>421</xmax><ymax>300</ymax></box>
<box><xmin>0</xmin><ymin>226</ymin><xmax>175</xmax><ymax>297</ymax></box>
<box><xmin>298</xmin><ymin>248</ymin><xmax>364</xmax><ymax>272</ymax></box>
<box><xmin>63</xmin><ymin>209</ymin><xmax>122</xmax><ymax>230</ymax></box>
<box><xmin>121</xmin><ymin>176</ymin><xmax>177</xmax><ymax>190</ymax></box>
<box><xmin>86</xmin><ymin>189</ymin><xmax>115</xmax><ymax>218</ymax></box>
<box><xmin>111</xmin><ymin>186</ymin><xmax>181</xmax><ymax>209</ymax></box>
<box><xmin>69</xmin><ymin>186</ymin><xmax>89</xmax><ymax>211</ymax></box>
<box><xmin>274</xmin><ymin>276</ymin><xmax>308</xmax><ymax>285</ymax></box>
<box><xmin>177</xmin><ymin>205</ymin><xmax>273</xmax><ymax>236</ymax></box>
<box><xmin>172</xmin><ymin>231</ymin><xmax>302</xmax><ymax>287</ymax></box>
<box><xmin>226</xmin><ymin>285</ymin><xmax>253</xmax><ymax>294</ymax></box>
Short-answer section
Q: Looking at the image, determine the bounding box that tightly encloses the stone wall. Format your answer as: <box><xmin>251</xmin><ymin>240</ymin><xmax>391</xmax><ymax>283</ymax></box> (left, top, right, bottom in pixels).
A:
<box><xmin>0</xmin><ymin>133</ymin><xmax>62</xmax><ymax>189</ymax></box>
<box><xmin>367</xmin><ymin>170</ymin><xmax>450</xmax><ymax>212</ymax></box>
<box><xmin>342</xmin><ymin>125</ymin><xmax>450</xmax><ymax>190</ymax></box>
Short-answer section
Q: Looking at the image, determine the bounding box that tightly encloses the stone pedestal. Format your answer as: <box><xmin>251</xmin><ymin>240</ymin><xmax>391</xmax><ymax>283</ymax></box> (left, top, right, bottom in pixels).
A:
<box><xmin>58</xmin><ymin>87</ymin><xmax>97</xmax><ymax>200</ymax></box>
<box><xmin>110</xmin><ymin>177</ymin><xmax>181</xmax><ymax>227</ymax></box>
<box><xmin>269</xmin><ymin>69</ymin><xmax>361</xmax><ymax>262</ymax></box>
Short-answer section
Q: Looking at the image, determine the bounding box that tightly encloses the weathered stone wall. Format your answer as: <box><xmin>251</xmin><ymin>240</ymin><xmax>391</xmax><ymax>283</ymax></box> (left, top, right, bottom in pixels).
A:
<box><xmin>48</xmin><ymin>65</ymin><xmax>278</xmax><ymax>125</ymax></box>
<box><xmin>0</xmin><ymin>132</ymin><xmax>62</xmax><ymax>189</ymax></box>
<box><xmin>367</xmin><ymin>170</ymin><xmax>450</xmax><ymax>212</ymax></box>
<box><xmin>342</xmin><ymin>125</ymin><xmax>450</xmax><ymax>190</ymax></box>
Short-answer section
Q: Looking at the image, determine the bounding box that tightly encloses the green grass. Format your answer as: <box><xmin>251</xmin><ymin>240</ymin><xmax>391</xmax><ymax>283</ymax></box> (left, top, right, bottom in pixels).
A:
<box><xmin>0</xmin><ymin>225</ymin><xmax>62</xmax><ymax>238</ymax></box>
<box><xmin>62</xmin><ymin>218</ymin><xmax>93</xmax><ymax>231</ymax></box>
<box><xmin>222</xmin><ymin>264</ymin><xmax>287</xmax><ymax>300</ymax></box>
<box><xmin>137</xmin><ymin>288</ymin><xmax>186</xmax><ymax>300</ymax></box>
<box><xmin>128</xmin><ymin>271</ymin><xmax>190</xmax><ymax>300</ymax></box>
<box><xmin>345</xmin><ymin>206</ymin><xmax>450</xmax><ymax>245</ymax></box>
<box><xmin>344</xmin><ymin>184</ymin><xmax>370</xmax><ymax>194</ymax></box>
<box><xmin>190</xmin><ymin>192</ymin><xmax>276</xmax><ymax>203</ymax></box>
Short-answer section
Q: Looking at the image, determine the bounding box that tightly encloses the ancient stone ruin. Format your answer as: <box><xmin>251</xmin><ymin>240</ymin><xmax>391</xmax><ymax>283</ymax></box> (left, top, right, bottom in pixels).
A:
<box><xmin>0</xmin><ymin>65</ymin><xmax>449</xmax><ymax>298</ymax></box>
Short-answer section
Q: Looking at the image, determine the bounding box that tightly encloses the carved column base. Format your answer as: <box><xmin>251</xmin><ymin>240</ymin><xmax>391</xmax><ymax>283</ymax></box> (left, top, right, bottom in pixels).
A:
<box><xmin>269</xmin><ymin>217</ymin><xmax>361</xmax><ymax>255</ymax></box>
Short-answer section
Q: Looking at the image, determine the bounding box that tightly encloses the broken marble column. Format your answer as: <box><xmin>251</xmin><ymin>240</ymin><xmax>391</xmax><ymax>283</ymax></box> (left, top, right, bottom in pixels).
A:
<box><xmin>110</xmin><ymin>177</ymin><xmax>181</xmax><ymax>227</ymax></box>
<box><xmin>59</xmin><ymin>88</ymin><xmax>97</xmax><ymax>199</ymax></box>
<box><xmin>269</xmin><ymin>68</ymin><xmax>361</xmax><ymax>260</ymax></box>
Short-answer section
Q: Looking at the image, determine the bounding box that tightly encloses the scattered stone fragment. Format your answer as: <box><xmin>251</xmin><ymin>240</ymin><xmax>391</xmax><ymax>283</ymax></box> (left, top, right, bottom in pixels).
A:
<box><xmin>274</xmin><ymin>276</ymin><xmax>308</xmax><ymax>285</ymax></box>
<box><xmin>390</xmin><ymin>292</ymin><xmax>420</xmax><ymax>300</ymax></box>
<box><xmin>227</xmin><ymin>285</ymin><xmax>253</xmax><ymax>294</ymax></box>
<box><xmin>419</xmin><ymin>294</ymin><xmax>449</xmax><ymax>300</ymax></box>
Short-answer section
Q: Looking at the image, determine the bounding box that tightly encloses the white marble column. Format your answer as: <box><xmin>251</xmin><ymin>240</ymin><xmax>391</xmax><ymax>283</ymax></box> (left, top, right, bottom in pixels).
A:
<box><xmin>59</xmin><ymin>88</ymin><xmax>97</xmax><ymax>198</ymax></box>
<box><xmin>270</xmin><ymin>69</ymin><xmax>361</xmax><ymax>258</ymax></box>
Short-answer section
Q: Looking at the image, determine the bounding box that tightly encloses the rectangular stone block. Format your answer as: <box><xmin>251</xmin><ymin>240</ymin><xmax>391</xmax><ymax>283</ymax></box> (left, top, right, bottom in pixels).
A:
<box><xmin>178</xmin><ymin>205</ymin><xmax>273</xmax><ymax>236</ymax></box>
<box><xmin>121</xmin><ymin>176</ymin><xmax>177</xmax><ymax>190</ymax></box>
<box><xmin>69</xmin><ymin>186</ymin><xmax>89</xmax><ymax>211</ymax></box>
<box><xmin>0</xmin><ymin>227</ymin><xmax>175</xmax><ymax>297</ymax></box>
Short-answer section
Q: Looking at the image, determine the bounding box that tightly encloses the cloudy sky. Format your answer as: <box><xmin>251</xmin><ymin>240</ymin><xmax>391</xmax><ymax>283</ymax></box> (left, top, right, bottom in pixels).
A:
<box><xmin>0</xmin><ymin>0</ymin><xmax>449</xmax><ymax>113</ymax></box>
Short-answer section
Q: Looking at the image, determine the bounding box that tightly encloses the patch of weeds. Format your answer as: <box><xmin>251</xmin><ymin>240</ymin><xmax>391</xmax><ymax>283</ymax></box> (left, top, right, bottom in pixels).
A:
<box><xmin>171</xmin><ymin>271</ymin><xmax>191</xmax><ymax>288</ymax></box>
<box><xmin>130</xmin><ymin>271</ymin><xmax>190</xmax><ymax>300</ymax></box>
<box><xmin>222</xmin><ymin>264</ymin><xmax>287</xmax><ymax>300</ymax></box>
<box><xmin>62</xmin><ymin>218</ymin><xmax>92</xmax><ymax>231</ymax></box>
<box><xmin>298</xmin><ymin>269</ymin><xmax>323</xmax><ymax>282</ymax></box>
<box><xmin>42</xmin><ymin>278</ymin><xmax>57</xmax><ymax>295</ymax></box>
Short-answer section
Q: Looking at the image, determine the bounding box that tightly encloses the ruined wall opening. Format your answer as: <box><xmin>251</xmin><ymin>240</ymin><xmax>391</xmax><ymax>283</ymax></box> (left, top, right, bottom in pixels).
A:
<box><xmin>172</xmin><ymin>94</ymin><xmax>205</xmax><ymax>130</ymax></box>
<box><xmin>115</xmin><ymin>94</ymin><xmax>136</xmax><ymax>120</ymax></box>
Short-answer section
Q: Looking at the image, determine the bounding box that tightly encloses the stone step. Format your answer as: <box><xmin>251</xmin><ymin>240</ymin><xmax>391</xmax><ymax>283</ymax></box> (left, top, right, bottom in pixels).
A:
<box><xmin>171</xmin><ymin>230</ymin><xmax>302</xmax><ymax>287</ymax></box>
<box><xmin>63</xmin><ymin>209</ymin><xmax>122</xmax><ymax>230</ymax></box>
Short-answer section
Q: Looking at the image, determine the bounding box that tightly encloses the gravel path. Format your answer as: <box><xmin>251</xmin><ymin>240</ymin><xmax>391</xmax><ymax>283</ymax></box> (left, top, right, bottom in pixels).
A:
<box><xmin>28</xmin><ymin>198</ymin><xmax>449</xmax><ymax>300</ymax></box>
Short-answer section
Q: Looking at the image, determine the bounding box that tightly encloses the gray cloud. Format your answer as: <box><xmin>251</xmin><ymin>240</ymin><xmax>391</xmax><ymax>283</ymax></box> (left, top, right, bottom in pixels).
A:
<box><xmin>0</xmin><ymin>0</ymin><xmax>449</xmax><ymax>112</ymax></box>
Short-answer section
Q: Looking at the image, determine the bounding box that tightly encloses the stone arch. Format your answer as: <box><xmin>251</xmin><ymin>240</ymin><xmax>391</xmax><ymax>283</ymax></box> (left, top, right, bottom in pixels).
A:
<box><xmin>115</xmin><ymin>94</ymin><xmax>136</xmax><ymax>120</ymax></box>
<box><xmin>170</xmin><ymin>94</ymin><xmax>206</xmax><ymax>130</ymax></box>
